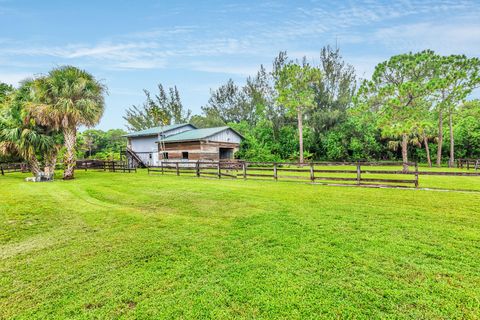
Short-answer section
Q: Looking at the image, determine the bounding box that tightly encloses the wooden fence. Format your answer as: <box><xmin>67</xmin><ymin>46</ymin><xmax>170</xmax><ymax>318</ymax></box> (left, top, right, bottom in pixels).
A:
<box><xmin>148</xmin><ymin>161</ymin><xmax>420</xmax><ymax>188</ymax></box>
<box><xmin>457</xmin><ymin>158</ymin><xmax>480</xmax><ymax>170</ymax></box>
<box><xmin>0</xmin><ymin>163</ymin><xmax>28</xmax><ymax>175</ymax></box>
<box><xmin>76</xmin><ymin>160</ymin><xmax>136</xmax><ymax>173</ymax></box>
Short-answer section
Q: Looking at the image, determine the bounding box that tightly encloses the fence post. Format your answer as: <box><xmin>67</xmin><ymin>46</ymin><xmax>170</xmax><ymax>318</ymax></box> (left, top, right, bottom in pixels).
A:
<box><xmin>467</xmin><ymin>160</ymin><xmax>470</xmax><ymax>170</ymax></box>
<box><xmin>1</xmin><ymin>166</ymin><xmax>4</xmax><ymax>176</ymax></box>
<box><xmin>196</xmin><ymin>160</ymin><xmax>200</xmax><ymax>177</ymax></box>
<box><xmin>414</xmin><ymin>162</ymin><xmax>419</xmax><ymax>188</ymax></box>
<box><xmin>310</xmin><ymin>163</ymin><xmax>314</xmax><ymax>183</ymax></box>
<box><xmin>242</xmin><ymin>162</ymin><xmax>247</xmax><ymax>179</ymax></box>
<box><xmin>217</xmin><ymin>162</ymin><xmax>221</xmax><ymax>179</ymax></box>
<box><xmin>273</xmin><ymin>162</ymin><xmax>278</xmax><ymax>181</ymax></box>
<box><xmin>356</xmin><ymin>162</ymin><xmax>361</xmax><ymax>185</ymax></box>
<box><xmin>112</xmin><ymin>161</ymin><xmax>116</xmax><ymax>172</ymax></box>
<box><xmin>176</xmin><ymin>162</ymin><xmax>179</xmax><ymax>176</ymax></box>
<box><xmin>161</xmin><ymin>161</ymin><xmax>164</xmax><ymax>175</ymax></box>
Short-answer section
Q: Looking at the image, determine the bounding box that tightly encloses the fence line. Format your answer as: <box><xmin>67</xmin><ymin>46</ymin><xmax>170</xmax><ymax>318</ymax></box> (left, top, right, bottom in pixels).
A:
<box><xmin>0</xmin><ymin>163</ymin><xmax>29</xmax><ymax>175</ymax></box>
<box><xmin>76</xmin><ymin>160</ymin><xmax>136</xmax><ymax>173</ymax></box>
<box><xmin>148</xmin><ymin>161</ymin><xmax>420</xmax><ymax>188</ymax></box>
<box><xmin>457</xmin><ymin>158</ymin><xmax>480</xmax><ymax>170</ymax></box>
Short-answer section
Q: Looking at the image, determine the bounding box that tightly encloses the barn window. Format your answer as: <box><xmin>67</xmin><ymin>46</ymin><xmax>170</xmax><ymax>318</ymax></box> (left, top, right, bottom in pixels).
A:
<box><xmin>219</xmin><ymin>148</ymin><xmax>234</xmax><ymax>159</ymax></box>
<box><xmin>162</xmin><ymin>152</ymin><xmax>169</xmax><ymax>159</ymax></box>
<box><xmin>182</xmin><ymin>152</ymin><xmax>189</xmax><ymax>160</ymax></box>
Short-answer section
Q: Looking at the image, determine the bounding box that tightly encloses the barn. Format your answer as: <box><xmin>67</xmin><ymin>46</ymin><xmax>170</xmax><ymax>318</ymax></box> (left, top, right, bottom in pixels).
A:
<box><xmin>159</xmin><ymin>126</ymin><xmax>243</xmax><ymax>161</ymax></box>
<box><xmin>124</xmin><ymin>124</ymin><xmax>243</xmax><ymax>167</ymax></box>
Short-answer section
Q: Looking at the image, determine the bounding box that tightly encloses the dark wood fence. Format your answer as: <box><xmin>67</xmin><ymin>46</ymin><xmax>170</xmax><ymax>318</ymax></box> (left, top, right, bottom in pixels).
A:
<box><xmin>457</xmin><ymin>158</ymin><xmax>480</xmax><ymax>170</ymax></box>
<box><xmin>0</xmin><ymin>163</ymin><xmax>28</xmax><ymax>175</ymax></box>
<box><xmin>76</xmin><ymin>160</ymin><xmax>136</xmax><ymax>173</ymax></box>
<box><xmin>148</xmin><ymin>161</ymin><xmax>420</xmax><ymax>188</ymax></box>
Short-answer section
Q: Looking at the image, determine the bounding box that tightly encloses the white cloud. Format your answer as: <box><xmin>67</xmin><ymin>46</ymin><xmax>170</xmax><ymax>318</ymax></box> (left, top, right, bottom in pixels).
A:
<box><xmin>0</xmin><ymin>0</ymin><xmax>478</xmax><ymax>74</ymax></box>
<box><xmin>189</xmin><ymin>63</ymin><xmax>260</xmax><ymax>77</ymax></box>
<box><xmin>372</xmin><ymin>22</ymin><xmax>480</xmax><ymax>55</ymax></box>
<box><xmin>0</xmin><ymin>72</ymin><xmax>32</xmax><ymax>86</ymax></box>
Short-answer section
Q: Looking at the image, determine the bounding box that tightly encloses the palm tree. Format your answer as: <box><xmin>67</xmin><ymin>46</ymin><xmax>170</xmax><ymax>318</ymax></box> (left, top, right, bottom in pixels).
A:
<box><xmin>29</xmin><ymin>66</ymin><xmax>106</xmax><ymax>180</ymax></box>
<box><xmin>0</xmin><ymin>81</ymin><xmax>53</xmax><ymax>176</ymax></box>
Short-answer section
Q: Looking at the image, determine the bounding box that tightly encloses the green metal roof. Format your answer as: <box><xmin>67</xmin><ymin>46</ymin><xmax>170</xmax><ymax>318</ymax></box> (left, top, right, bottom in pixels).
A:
<box><xmin>124</xmin><ymin>123</ymin><xmax>194</xmax><ymax>138</ymax></box>
<box><xmin>160</xmin><ymin>126</ymin><xmax>242</xmax><ymax>143</ymax></box>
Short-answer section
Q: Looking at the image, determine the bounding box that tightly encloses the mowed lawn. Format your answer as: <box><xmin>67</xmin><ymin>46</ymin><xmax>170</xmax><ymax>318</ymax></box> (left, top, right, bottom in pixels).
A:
<box><xmin>1</xmin><ymin>171</ymin><xmax>480</xmax><ymax>319</ymax></box>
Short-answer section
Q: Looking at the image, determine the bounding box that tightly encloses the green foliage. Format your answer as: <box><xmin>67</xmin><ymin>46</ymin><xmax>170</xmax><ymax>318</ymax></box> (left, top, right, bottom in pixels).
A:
<box><xmin>77</xmin><ymin>129</ymin><xmax>127</xmax><ymax>160</ymax></box>
<box><xmin>30</xmin><ymin>66</ymin><xmax>106</xmax><ymax>129</ymax></box>
<box><xmin>454</xmin><ymin>100</ymin><xmax>480</xmax><ymax>158</ymax></box>
<box><xmin>0</xmin><ymin>81</ymin><xmax>58</xmax><ymax>169</ymax></box>
<box><xmin>0</xmin><ymin>82</ymin><xmax>14</xmax><ymax>107</ymax></box>
<box><xmin>275</xmin><ymin>63</ymin><xmax>322</xmax><ymax>114</ymax></box>
<box><xmin>124</xmin><ymin>84</ymin><xmax>191</xmax><ymax>131</ymax></box>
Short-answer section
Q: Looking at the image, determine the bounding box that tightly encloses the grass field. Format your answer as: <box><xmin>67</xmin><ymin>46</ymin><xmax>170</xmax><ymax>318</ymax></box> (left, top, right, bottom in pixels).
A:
<box><xmin>1</xmin><ymin>170</ymin><xmax>480</xmax><ymax>319</ymax></box>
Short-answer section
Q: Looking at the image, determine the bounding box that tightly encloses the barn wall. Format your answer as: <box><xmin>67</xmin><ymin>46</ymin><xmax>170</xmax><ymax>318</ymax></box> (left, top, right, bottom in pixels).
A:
<box><xmin>128</xmin><ymin>136</ymin><xmax>158</xmax><ymax>153</ymax></box>
<box><xmin>162</xmin><ymin>142</ymin><xmax>203</xmax><ymax>160</ymax></box>
<box><xmin>160</xmin><ymin>141</ymin><xmax>240</xmax><ymax>161</ymax></box>
<box><xmin>207</xmin><ymin>129</ymin><xmax>242</xmax><ymax>144</ymax></box>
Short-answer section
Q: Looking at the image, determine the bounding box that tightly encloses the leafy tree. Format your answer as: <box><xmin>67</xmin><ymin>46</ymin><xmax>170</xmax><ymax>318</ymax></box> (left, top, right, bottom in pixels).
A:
<box><xmin>431</xmin><ymin>55</ymin><xmax>480</xmax><ymax>166</ymax></box>
<box><xmin>355</xmin><ymin>51</ymin><xmax>436</xmax><ymax>171</ymax></box>
<box><xmin>77</xmin><ymin>129</ymin><xmax>127</xmax><ymax>160</ymax></box>
<box><xmin>124</xmin><ymin>84</ymin><xmax>191</xmax><ymax>131</ymax></box>
<box><xmin>201</xmin><ymin>79</ymin><xmax>255</xmax><ymax>125</ymax></box>
<box><xmin>28</xmin><ymin>66</ymin><xmax>106</xmax><ymax>180</ymax></box>
<box><xmin>275</xmin><ymin>63</ymin><xmax>322</xmax><ymax>163</ymax></box>
<box><xmin>454</xmin><ymin>100</ymin><xmax>480</xmax><ymax>159</ymax></box>
<box><xmin>307</xmin><ymin>46</ymin><xmax>357</xmax><ymax>158</ymax></box>
<box><xmin>0</xmin><ymin>83</ymin><xmax>14</xmax><ymax>107</ymax></box>
<box><xmin>189</xmin><ymin>114</ymin><xmax>225</xmax><ymax>128</ymax></box>
<box><xmin>0</xmin><ymin>81</ymin><xmax>55</xmax><ymax>175</ymax></box>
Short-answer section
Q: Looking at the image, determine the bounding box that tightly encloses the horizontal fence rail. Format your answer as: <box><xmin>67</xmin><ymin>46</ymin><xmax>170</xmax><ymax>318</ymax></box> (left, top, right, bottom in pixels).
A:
<box><xmin>148</xmin><ymin>161</ymin><xmax>420</xmax><ymax>188</ymax></box>
<box><xmin>457</xmin><ymin>158</ymin><xmax>480</xmax><ymax>170</ymax></box>
<box><xmin>76</xmin><ymin>160</ymin><xmax>136</xmax><ymax>173</ymax></box>
<box><xmin>0</xmin><ymin>163</ymin><xmax>29</xmax><ymax>175</ymax></box>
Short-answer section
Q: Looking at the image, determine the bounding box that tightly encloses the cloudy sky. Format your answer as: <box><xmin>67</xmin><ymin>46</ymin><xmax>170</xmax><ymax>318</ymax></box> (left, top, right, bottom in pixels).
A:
<box><xmin>1</xmin><ymin>0</ymin><xmax>479</xmax><ymax>130</ymax></box>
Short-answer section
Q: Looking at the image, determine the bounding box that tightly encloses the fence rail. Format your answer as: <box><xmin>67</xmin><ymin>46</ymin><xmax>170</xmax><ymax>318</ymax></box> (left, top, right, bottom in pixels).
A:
<box><xmin>148</xmin><ymin>161</ymin><xmax>420</xmax><ymax>188</ymax></box>
<box><xmin>0</xmin><ymin>163</ymin><xmax>28</xmax><ymax>175</ymax></box>
<box><xmin>457</xmin><ymin>158</ymin><xmax>480</xmax><ymax>170</ymax></box>
<box><xmin>76</xmin><ymin>160</ymin><xmax>136</xmax><ymax>173</ymax></box>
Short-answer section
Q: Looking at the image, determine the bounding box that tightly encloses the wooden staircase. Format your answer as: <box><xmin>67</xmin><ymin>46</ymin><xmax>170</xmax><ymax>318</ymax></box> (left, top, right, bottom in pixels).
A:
<box><xmin>125</xmin><ymin>147</ymin><xmax>148</xmax><ymax>168</ymax></box>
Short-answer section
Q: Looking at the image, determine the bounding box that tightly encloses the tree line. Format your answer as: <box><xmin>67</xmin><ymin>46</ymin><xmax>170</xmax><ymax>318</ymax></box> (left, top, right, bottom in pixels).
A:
<box><xmin>124</xmin><ymin>47</ymin><xmax>480</xmax><ymax>167</ymax></box>
<box><xmin>1</xmin><ymin>49</ymin><xmax>478</xmax><ymax>178</ymax></box>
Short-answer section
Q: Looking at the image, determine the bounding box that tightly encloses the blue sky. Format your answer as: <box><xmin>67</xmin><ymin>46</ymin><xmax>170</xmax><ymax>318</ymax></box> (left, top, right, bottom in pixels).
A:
<box><xmin>1</xmin><ymin>0</ymin><xmax>479</xmax><ymax>130</ymax></box>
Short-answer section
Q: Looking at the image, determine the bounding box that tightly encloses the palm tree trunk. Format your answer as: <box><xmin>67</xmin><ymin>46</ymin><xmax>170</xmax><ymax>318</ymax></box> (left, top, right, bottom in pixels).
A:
<box><xmin>297</xmin><ymin>107</ymin><xmax>304</xmax><ymax>164</ymax></box>
<box><xmin>436</xmin><ymin>109</ymin><xmax>443</xmax><ymax>167</ymax></box>
<box><xmin>44</xmin><ymin>148</ymin><xmax>58</xmax><ymax>177</ymax></box>
<box><xmin>424</xmin><ymin>135</ymin><xmax>432</xmax><ymax>167</ymax></box>
<box><xmin>449</xmin><ymin>108</ymin><xmax>455</xmax><ymax>168</ymax></box>
<box><xmin>63</xmin><ymin>127</ymin><xmax>77</xmax><ymax>180</ymax></box>
<box><xmin>401</xmin><ymin>133</ymin><xmax>409</xmax><ymax>172</ymax></box>
<box><xmin>27</xmin><ymin>155</ymin><xmax>41</xmax><ymax>176</ymax></box>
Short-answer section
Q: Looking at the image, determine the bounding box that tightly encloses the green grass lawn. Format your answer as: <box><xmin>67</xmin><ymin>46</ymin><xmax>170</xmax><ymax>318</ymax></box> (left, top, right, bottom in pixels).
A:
<box><xmin>1</xmin><ymin>171</ymin><xmax>480</xmax><ymax>319</ymax></box>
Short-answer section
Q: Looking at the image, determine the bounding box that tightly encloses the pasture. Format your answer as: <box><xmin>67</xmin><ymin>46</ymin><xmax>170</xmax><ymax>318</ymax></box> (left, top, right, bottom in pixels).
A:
<box><xmin>1</xmin><ymin>170</ymin><xmax>480</xmax><ymax>319</ymax></box>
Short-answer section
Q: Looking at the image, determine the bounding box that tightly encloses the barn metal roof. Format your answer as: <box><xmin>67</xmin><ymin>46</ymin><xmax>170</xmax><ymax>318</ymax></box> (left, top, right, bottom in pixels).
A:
<box><xmin>159</xmin><ymin>126</ymin><xmax>243</xmax><ymax>143</ymax></box>
<box><xmin>123</xmin><ymin>123</ymin><xmax>195</xmax><ymax>137</ymax></box>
